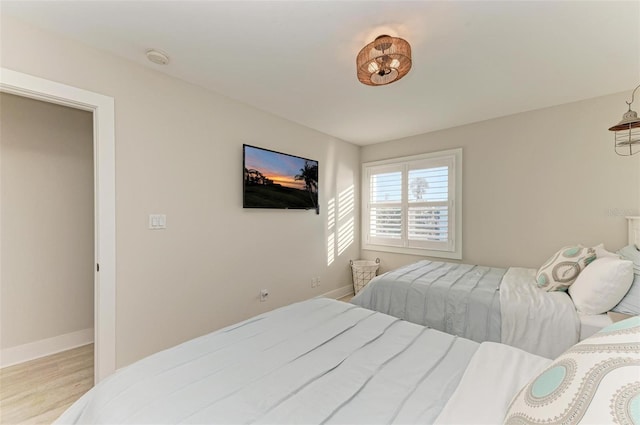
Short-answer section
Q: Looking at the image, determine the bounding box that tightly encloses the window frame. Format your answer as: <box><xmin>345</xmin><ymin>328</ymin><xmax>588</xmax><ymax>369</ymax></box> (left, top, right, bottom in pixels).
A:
<box><xmin>361</xmin><ymin>148</ymin><xmax>462</xmax><ymax>259</ymax></box>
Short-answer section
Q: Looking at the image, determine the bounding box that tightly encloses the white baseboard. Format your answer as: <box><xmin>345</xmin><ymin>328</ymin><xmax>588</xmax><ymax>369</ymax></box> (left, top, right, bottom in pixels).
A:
<box><xmin>0</xmin><ymin>328</ymin><xmax>94</xmax><ymax>368</ymax></box>
<box><xmin>320</xmin><ymin>284</ymin><xmax>354</xmax><ymax>300</ymax></box>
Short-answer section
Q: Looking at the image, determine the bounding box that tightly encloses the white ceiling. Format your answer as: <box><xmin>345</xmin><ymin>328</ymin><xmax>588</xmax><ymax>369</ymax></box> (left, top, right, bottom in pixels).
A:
<box><xmin>3</xmin><ymin>1</ymin><xmax>639</xmax><ymax>145</ymax></box>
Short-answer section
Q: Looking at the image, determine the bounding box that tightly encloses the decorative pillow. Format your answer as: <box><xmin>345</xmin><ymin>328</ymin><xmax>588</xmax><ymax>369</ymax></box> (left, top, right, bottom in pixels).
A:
<box><xmin>618</xmin><ymin>244</ymin><xmax>640</xmax><ymax>273</ymax></box>
<box><xmin>568</xmin><ymin>257</ymin><xmax>634</xmax><ymax>315</ymax></box>
<box><xmin>504</xmin><ymin>316</ymin><xmax>640</xmax><ymax>424</ymax></box>
<box><xmin>592</xmin><ymin>243</ymin><xmax>620</xmax><ymax>259</ymax></box>
<box><xmin>536</xmin><ymin>245</ymin><xmax>596</xmax><ymax>292</ymax></box>
<box><xmin>611</xmin><ymin>244</ymin><xmax>640</xmax><ymax>315</ymax></box>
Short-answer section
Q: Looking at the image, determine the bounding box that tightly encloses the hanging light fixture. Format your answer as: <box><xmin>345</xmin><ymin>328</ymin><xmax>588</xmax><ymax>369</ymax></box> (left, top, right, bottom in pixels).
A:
<box><xmin>356</xmin><ymin>35</ymin><xmax>412</xmax><ymax>86</ymax></box>
<box><xmin>608</xmin><ymin>83</ymin><xmax>640</xmax><ymax>156</ymax></box>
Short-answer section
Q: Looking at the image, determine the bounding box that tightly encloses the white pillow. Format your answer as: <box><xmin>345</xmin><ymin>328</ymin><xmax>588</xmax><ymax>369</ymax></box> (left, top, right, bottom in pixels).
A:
<box><xmin>568</xmin><ymin>257</ymin><xmax>634</xmax><ymax>314</ymax></box>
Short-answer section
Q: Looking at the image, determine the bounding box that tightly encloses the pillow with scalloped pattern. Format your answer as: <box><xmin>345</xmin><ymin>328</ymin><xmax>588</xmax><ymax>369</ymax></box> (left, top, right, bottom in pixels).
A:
<box><xmin>504</xmin><ymin>316</ymin><xmax>640</xmax><ymax>424</ymax></box>
<box><xmin>536</xmin><ymin>245</ymin><xmax>596</xmax><ymax>292</ymax></box>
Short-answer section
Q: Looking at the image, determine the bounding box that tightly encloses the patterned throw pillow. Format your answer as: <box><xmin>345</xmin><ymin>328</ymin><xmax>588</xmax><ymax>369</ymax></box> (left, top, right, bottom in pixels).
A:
<box><xmin>504</xmin><ymin>316</ymin><xmax>640</xmax><ymax>424</ymax></box>
<box><xmin>536</xmin><ymin>245</ymin><xmax>596</xmax><ymax>292</ymax></box>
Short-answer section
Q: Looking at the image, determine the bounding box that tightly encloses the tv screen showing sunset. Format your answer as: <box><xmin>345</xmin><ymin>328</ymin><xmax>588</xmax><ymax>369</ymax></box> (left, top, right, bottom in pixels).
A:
<box><xmin>243</xmin><ymin>145</ymin><xmax>318</xmax><ymax>211</ymax></box>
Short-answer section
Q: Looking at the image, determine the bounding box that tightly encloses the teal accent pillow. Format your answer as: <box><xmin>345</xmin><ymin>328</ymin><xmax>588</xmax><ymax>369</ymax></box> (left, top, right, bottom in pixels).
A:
<box><xmin>504</xmin><ymin>316</ymin><xmax>640</xmax><ymax>424</ymax></box>
<box><xmin>612</xmin><ymin>245</ymin><xmax>640</xmax><ymax>315</ymax></box>
<box><xmin>536</xmin><ymin>245</ymin><xmax>596</xmax><ymax>292</ymax></box>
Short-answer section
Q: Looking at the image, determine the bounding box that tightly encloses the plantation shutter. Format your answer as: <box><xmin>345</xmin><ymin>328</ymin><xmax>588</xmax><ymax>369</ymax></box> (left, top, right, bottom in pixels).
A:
<box><xmin>363</xmin><ymin>152</ymin><xmax>457</xmax><ymax>254</ymax></box>
<box><xmin>367</xmin><ymin>164</ymin><xmax>403</xmax><ymax>246</ymax></box>
<box><xmin>406</xmin><ymin>156</ymin><xmax>454</xmax><ymax>251</ymax></box>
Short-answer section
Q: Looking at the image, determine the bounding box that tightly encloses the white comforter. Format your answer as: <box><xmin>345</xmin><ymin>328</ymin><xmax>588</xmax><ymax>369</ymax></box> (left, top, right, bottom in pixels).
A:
<box><xmin>56</xmin><ymin>298</ymin><xmax>546</xmax><ymax>425</ymax></box>
<box><xmin>500</xmin><ymin>267</ymin><xmax>581</xmax><ymax>358</ymax></box>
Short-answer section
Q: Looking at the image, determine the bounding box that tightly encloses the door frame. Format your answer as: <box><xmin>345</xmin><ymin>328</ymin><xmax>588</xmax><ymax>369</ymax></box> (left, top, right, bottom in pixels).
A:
<box><xmin>0</xmin><ymin>68</ymin><xmax>116</xmax><ymax>383</ymax></box>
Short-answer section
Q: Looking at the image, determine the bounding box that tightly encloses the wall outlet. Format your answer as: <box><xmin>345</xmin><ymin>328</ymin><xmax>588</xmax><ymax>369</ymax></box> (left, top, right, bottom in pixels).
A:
<box><xmin>316</xmin><ymin>277</ymin><xmax>321</xmax><ymax>286</ymax></box>
<box><xmin>260</xmin><ymin>289</ymin><xmax>269</xmax><ymax>302</ymax></box>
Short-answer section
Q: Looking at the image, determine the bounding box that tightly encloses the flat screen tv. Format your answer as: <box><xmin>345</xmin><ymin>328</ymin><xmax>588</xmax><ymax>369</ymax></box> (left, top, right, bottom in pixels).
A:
<box><xmin>243</xmin><ymin>144</ymin><xmax>319</xmax><ymax>213</ymax></box>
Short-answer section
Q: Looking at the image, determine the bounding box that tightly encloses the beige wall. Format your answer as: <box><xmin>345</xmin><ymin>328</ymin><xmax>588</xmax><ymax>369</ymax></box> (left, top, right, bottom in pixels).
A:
<box><xmin>1</xmin><ymin>17</ymin><xmax>360</xmax><ymax>367</ymax></box>
<box><xmin>362</xmin><ymin>93</ymin><xmax>640</xmax><ymax>272</ymax></box>
<box><xmin>0</xmin><ymin>93</ymin><xmax>94</xmax><ymax>349</ymax></box>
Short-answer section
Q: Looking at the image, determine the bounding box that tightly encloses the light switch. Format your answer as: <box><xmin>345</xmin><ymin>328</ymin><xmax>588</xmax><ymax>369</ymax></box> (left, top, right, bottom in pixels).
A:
<box><xmin>149</xmin><ymin>214</ymin><xmax>167</xmax><ymax>230</ymax></box>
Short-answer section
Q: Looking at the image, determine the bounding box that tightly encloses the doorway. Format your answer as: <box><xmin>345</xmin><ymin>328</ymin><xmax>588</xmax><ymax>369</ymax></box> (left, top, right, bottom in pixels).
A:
<box><xmin>0</xmin><ymin>68</ymin><xmax>116</xmax><ymax>383</ymax></box>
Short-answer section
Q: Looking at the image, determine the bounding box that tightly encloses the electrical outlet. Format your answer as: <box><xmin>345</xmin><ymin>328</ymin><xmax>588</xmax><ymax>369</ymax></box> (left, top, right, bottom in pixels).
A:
<box><xmin>311</xmin><ymin>278</ymin><xmax>316</xmax><ymax>288</ymax></box>
<box><xmin>316</xmin><ymin>277</ymin><xmax>321</xmax><ymax>286</ymax></box>
<box><xmin>260</xmin><ymin>289</ymin><xmax>269</xmax><ymax>302</ymax></box>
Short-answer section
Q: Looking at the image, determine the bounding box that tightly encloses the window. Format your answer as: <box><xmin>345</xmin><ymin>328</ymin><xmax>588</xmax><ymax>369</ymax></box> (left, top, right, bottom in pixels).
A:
<box><xmin>362</xmin><ymin>148</ymin><xmax>462</xmax><ymax>259</ymax></box>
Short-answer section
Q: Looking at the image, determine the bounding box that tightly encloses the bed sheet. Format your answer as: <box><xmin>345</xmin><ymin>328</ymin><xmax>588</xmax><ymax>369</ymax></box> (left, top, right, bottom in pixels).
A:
<box><xmin>434</xmin><ymin>342</ymin><xmax>551</xmax><ymax>424</ymax></box>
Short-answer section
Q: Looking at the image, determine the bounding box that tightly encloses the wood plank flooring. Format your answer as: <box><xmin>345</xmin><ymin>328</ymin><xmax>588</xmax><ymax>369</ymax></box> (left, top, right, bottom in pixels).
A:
<box><xmin>338</xmin><ymin>293</ymin><xmax>354</xmax><ymax>302</ymax></box>
<box><xmin>0</xmin><ymin>344</ymin><xmax>93</xmax><ymax>424</ymax></box>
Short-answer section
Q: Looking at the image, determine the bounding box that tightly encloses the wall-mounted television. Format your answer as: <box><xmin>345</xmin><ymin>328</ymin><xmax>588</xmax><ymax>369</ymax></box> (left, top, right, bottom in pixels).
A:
<box><xmin>243</xmin><ymin>144</ymin><xmax>319</xmax><ymax>213</ymax></box>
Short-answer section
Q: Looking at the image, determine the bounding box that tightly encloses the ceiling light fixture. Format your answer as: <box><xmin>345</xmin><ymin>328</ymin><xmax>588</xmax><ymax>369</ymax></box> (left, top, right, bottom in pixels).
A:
<box><xmin>608</xmin><ymin>83</ymin><xmax>640</xmax><ymax>156</ymax></box>
<box><xmin>146</xmin><ymin>49</ymin><xmax>170</xmax><ymax>66</ymax></box>
<box><xmin>356</xmin><ymin>35</ymin><xmax>411</xmax><ymax>86</ymax></box>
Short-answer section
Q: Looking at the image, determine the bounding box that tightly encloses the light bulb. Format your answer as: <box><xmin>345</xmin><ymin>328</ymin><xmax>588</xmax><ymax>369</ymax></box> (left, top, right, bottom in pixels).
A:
<box><xmin>367</xmin><ymin>61</ymin><xmax>380</xmax><ymax>73</ymax></box>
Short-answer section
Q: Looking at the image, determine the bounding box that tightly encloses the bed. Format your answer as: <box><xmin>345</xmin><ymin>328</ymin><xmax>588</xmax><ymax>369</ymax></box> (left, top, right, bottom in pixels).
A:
<box><xmin>351</xmin><ymin>261</ymin><xmax>581</xmax><ymax>358</ymax></box>
<box><xmin>55</xmin><ymin>298</ymin><xmax>639</xmax><ymax>424</ymax></box>
<box><xmin>352</xmin><ymin>218</ymin><xmax>640</xmax><ymax>359</ymax></box>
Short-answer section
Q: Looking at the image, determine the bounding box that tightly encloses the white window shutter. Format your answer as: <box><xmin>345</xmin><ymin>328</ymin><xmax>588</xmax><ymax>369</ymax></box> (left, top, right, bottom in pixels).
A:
<box><xmin>367</xmin><ymin>166</ymin><xmax>403</xmax><ymax>246</ymax></box>
<box><xmin>362</xmin><ymin>149</ymin><xmax>462</xmax><ymax>259</ymax></box>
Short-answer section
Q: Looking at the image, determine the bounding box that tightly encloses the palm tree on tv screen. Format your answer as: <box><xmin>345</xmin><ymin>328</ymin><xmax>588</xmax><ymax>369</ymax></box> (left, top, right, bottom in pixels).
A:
<box><xmin>295</xmin><ymin>161</ymin><xmax>318</xmax><ymax>209</ymax></box>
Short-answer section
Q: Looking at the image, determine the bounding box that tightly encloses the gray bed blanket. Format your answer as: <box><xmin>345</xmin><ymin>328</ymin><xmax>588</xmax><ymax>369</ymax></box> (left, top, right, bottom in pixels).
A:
<box><xmin>351</xmin><ymin>260</ymin><xmax>505</xmax><ymax>343</ymax></box>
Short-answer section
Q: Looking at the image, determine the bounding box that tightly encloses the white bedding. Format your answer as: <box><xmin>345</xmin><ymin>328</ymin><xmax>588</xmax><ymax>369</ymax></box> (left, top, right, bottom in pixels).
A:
<box><xmin>499</xmin><ymin>267</ymin><xmax>581</xmax><ymax>358</ymax></box>
<box><xmin>58</xmin><ymin>298</ymin><xmax>496</xmax><ymax>424</ymax></box>
<box><xmin>578</xmin><ymin>312</ymin><xmax>612</xmax><ymax>340</ymax></box>
<box><xmin>434</xmin><ymin>342</ymin><xmax>551</xmax><ymax>425</ymax></box>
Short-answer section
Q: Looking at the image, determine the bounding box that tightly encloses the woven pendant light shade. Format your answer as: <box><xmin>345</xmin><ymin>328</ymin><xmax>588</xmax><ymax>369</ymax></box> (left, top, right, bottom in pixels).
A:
<box><xmin>356</xmin><ymin>35</ymin><xmax>412</xmax><ymax>86</ymax></box>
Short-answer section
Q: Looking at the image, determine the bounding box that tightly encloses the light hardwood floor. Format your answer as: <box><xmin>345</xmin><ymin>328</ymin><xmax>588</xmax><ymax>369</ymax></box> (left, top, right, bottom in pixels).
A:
<box><xmin>338</xmin><ymin>294</ymin><xmax>354</xmax><ymax>302</ymax></box>
<box><xmin>0</xmin><ymin>344</ymin><xmax>94</xmax><ymax>424</ymax></box>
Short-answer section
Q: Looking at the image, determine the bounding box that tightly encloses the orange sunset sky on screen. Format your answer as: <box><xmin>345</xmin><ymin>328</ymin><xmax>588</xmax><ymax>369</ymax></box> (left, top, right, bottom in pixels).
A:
<box><xmin>264</xmin><ymin>173</ymin><xmax>306</xmax><ymax>190</ymax></box>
